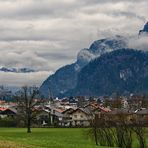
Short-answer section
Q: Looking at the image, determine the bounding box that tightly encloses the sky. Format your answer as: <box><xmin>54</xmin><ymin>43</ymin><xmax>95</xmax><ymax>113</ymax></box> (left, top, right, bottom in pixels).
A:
<box><xmin>0</xmin><ymin>0</ymin><xmax>147</xmax><ymax>87</ymax></box>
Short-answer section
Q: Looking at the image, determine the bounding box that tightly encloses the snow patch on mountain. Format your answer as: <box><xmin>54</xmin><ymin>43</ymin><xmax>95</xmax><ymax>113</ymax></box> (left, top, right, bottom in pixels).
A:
<box><xmin>119</xmin><ymin>69</ymin><xmax>132</xmax><ymax>81</ymax></box>
<box><xmin>75</xmin><ymin>35</ymin><xmax>127</xmax><ymax>70</ymax></box>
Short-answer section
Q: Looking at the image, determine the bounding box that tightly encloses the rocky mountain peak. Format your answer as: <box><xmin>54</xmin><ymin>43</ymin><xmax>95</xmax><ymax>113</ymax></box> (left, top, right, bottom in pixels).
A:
<box><xmin>76</xmin><ymin>35</ymin><xmax>127</xmax><ymax>70</ymax></box>
<box><xmin>143</xmin><ymin>22</ymin><xmax>148</xmax><ymax>32</ymax></box>
<box><xmin>139</xmin><ymin>22</ymin><xmax>148</xmax><ymax>35</ymax></box>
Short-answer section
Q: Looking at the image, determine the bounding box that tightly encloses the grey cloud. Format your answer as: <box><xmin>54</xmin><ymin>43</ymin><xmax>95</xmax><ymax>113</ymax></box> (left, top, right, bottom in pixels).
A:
<box><xmin>0</xmin><ymin>40</ymin><xmax>77</xmax><ymax>71</ymax></box>
<box><xmin>111</xmin><ymin>11</ymin><xmax>146</xmax><ymax>22</ymax></box>
<box><xmin>0</xmin><ymin>71</ymin><xmax>52</xmax><ymax>87</ymax></box>
<box><xmin>0</xmin><ymin>0</ymin><xmax>146</xmax><ymax>20</ymax></box>
<box><xmin>0</xmin><ymin>0</ymin><xmax>147</xmax><ymax>86</ymax></box>
<box><xmin>0</xmin><ymin>0</ymin><xmax>80</xmax><ymax>19</ymax></box>
<box><xmin>38</xmin><ymin>52</ymin><xmax>75</xmax><ymax>61</ymax></box>
<box><xmin>128</xmin><ymin>36</ymin><xmax>148</xmax><ymax>51</ymax></box>
<box><xmin>0</xmin><ymin>50</ymin><xmax>50</xmax><ymax>70</ymax></box>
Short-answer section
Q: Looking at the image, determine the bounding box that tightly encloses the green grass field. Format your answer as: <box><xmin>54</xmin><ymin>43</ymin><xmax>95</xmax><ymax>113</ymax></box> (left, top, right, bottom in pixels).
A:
<box><xmin>0</xmin><ymin>128</ymin><xmax>147</xmax><ymax>148</ymax></box>
<box><xmin>0</xmin><ymin>128</ymin><xmax>99</xmax><ymax>148</ymax></box>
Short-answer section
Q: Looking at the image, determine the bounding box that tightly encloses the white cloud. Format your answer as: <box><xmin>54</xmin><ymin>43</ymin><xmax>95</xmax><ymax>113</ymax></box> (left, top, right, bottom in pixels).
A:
<box><xmin>0</xmin><ymin>71</ymin><xmax>52</xmax><ymax>87</ymax></box>
<box><xmin>128</xmin><ymin>35</ymin><xmax>148</xmax><ymax>51</ymax></box>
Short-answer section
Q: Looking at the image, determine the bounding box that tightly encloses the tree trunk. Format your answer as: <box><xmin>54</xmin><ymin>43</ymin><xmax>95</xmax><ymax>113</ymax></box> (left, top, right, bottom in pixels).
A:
<box><xmin>94</xmin><ymin>116</ymin><xmax>98</xmax><ymax>146</ymax></box>
<box><xmin>27</xmin><ymin>109</ymin><xmax>31</xmax><ymax>133</ymax></box>
<box><xmin>139</xmin><ymin>136</ymin><xmax>145</xmax><ymax>148</ymax></box>
<box><xmin>94</xmin><ymin>126</ymin><xmax>98</xmax><ymax>146</ymax></box>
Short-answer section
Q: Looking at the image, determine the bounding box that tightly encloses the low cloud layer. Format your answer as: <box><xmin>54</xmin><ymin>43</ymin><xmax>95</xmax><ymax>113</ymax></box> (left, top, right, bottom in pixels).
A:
<box><xmin>128</xmin><ymin>35</ymin><xmax>148</xmax><ymax>51</ymax></box>
<box><xmin>0</xmin><ymin>71</ymin><xmax>52</xmax><ymax>87</ymax></box>
<box><xmin>0</xmin><ymin>0</ymin><xmax>147</xmax><ymax>86</ymax></box>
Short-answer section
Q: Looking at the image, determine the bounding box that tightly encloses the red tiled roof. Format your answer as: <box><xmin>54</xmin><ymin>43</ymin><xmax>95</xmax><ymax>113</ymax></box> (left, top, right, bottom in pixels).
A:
<box><xmin>96</xmin><ymin>106</ymin><xmax>111</xmax><ymax>112</ymax></box>
<box><xmin>0</xmin><ymin>101</ymin><xmax>6</xmax><ymax>105</ymax></box>
<box><xmin>87</xmin><ymin>103</ymin><xmax>111</xmax><ymax>112</ymax></box>
<box><xmin>0</xmin><ymin>107</ymin><xmax>7</xmax><ymax>111</ymax></box>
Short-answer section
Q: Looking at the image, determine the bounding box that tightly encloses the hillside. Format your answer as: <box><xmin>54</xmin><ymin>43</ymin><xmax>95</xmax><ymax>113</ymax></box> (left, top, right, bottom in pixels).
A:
<box><xmin>68</xmin><ymin>49</ymin><xmax>148</xmax><ymax>96</ymax></box>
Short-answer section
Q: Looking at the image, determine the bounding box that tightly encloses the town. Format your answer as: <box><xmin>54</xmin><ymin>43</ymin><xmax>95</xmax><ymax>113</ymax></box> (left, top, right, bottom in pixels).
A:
<box><xmin>0</xmin><ymin>86</ymin><xmax>147</xmax><ymax>128</ymax></box>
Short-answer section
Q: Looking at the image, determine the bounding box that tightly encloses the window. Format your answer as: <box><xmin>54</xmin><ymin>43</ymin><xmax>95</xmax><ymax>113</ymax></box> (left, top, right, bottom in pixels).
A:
<box><xmin>74</xmin><ymin>115</ymin><xmax>77</xmax><ymax>118</ymax></box>
<box><xmin>80</xmin><ymin>115</ymin><xmax>83</xmax><ymax>118</ymax></box>
<box><xmin>80</xmin><ymin>120</ymin><xmax>83</xmax><ymax>125</ymax></box>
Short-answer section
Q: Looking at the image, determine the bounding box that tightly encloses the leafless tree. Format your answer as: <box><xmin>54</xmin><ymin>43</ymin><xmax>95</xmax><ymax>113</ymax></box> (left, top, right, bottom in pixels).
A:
<box><xmin>88</xmin><ymin>112</ymin><xmax>147</xmax><ymax>147</ymax></box>
<box><xmin>15</xmin><ymin>86</ymin><xmax>42</xmax><ymax>133</ymax></box>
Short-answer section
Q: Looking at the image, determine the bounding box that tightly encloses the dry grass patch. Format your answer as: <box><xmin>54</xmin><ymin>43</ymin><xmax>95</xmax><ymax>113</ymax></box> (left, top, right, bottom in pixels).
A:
<box><xmin>0</xmin><ymin>140</ymin><xmax>35</xmax><ymax>148</ymax></box>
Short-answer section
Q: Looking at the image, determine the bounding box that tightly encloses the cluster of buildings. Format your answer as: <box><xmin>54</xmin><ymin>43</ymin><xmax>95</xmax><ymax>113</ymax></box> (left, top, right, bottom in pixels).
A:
<box><xmin>0</xmin><ymin>95</ymin><xmax>147</xmax><ymax>127</ymax></box>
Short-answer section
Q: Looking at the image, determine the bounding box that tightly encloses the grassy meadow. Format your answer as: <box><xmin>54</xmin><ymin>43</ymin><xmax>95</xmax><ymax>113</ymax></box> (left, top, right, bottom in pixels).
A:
<box><xmin>0</xmin><ymin>128</ymin><xmax>147</xmax><ymax>148</ymax></box>
<box><xmin>0</xmin><ymin>128</ymin><xmax>98</xmax><ymax>148</ymax></box>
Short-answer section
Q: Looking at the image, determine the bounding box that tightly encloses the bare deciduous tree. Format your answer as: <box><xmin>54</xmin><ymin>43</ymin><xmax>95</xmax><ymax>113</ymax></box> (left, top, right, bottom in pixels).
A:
<box><xmin>88</xmin><ymin>112</ymin><xmax>147</xmax><ymax>148</ymax></box>
<box><xmin>15</xmin><ymin>86</ymin><xmax>42</xmax><ymax>133</ymax></box>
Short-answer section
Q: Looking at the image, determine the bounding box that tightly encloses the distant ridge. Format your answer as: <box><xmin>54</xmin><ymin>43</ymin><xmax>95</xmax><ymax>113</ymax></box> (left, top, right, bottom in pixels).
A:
<box><xmin>0</xmin><ymin>67</ymin><xmax>35</xmax><ymax>73</ymax></box>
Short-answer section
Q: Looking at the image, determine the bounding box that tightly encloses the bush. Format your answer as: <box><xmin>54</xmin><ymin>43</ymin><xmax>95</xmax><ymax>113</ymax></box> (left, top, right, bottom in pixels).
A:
<box><xmin>0</xmin><ymin>117</ymin><xmax>17</xmax><ymax>127</ymax></box>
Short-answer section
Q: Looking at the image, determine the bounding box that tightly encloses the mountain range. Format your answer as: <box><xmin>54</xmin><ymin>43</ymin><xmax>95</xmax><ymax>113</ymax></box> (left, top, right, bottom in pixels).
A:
<box><xmin>0</xmin><ymin>67</ymin><xmax>35</xmax><ymax>73</ymax></box>
<box><xmin>40</xmin><ymin>22</ymin><xmax>148</xmax><ymax>98</ymax></box>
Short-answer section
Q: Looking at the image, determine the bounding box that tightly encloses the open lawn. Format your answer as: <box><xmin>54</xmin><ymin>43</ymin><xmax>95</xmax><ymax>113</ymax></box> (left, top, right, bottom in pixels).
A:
<box><xmin>0</xmin><ymin>128</ymin><xmax>147</xmax><ymax>148</ymax></box>
<box><xmin>0</xmin><ymin>128</ymin><xmax>99</xmax><ymax>148</ymax></box>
